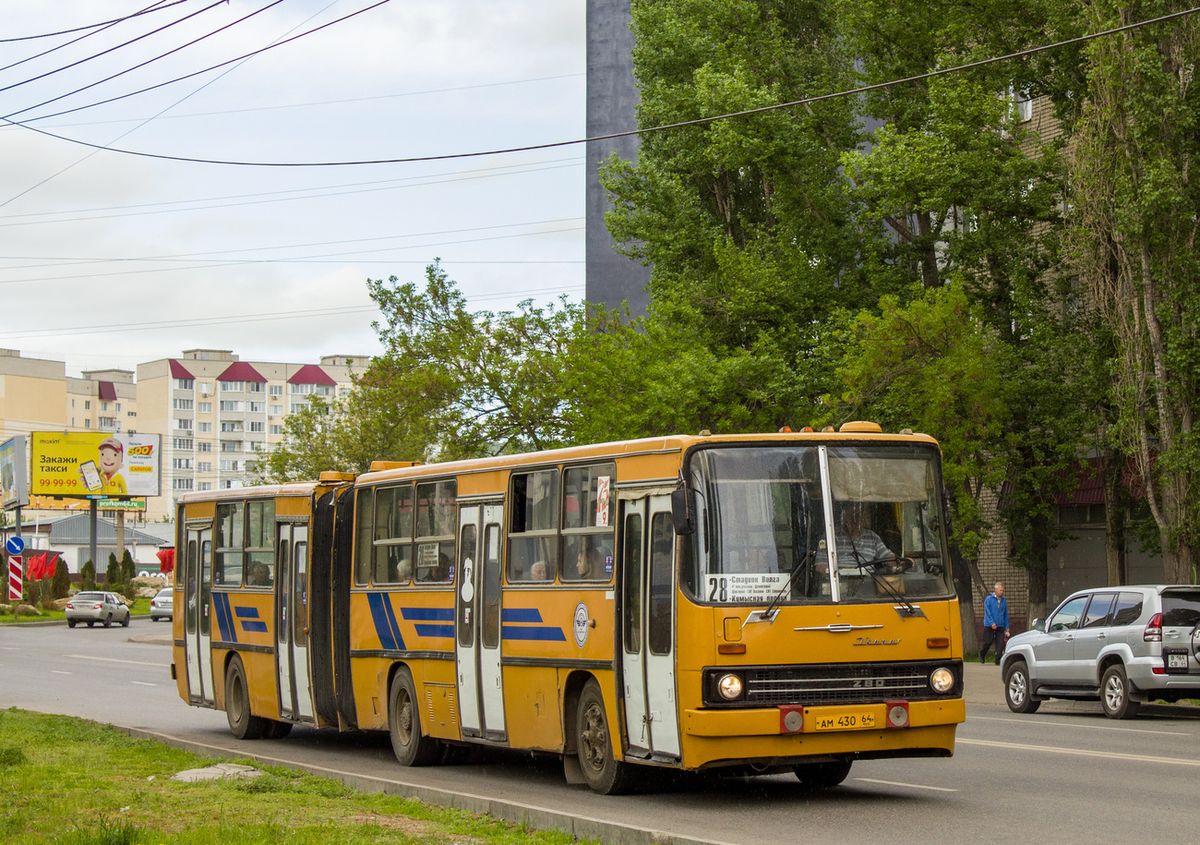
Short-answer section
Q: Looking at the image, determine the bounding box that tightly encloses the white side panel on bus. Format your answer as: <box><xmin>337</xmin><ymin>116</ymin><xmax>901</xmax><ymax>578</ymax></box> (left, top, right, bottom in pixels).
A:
<box><xmin>621</xmin><ymin>501</ymin><xmax>650</xmax><ymax>756</ymax></box>
<box><xmin>479</xmin><ymin>504</ymin><xmax>505</xmax><ymax>738</ymax></box>
<box><xmin>644</xmin><ymin>496</ymin><xmax>681</xmax><ymax>758</ymax></box>
<box><xmin>277</xmin><ymin>522</ymin><xmax>313</xmax><ymax>722</ymax></box>
<box><xmin>185</xmin><ymin>527</ymin><xmax>214</xmax><ymax>706</ymax></box>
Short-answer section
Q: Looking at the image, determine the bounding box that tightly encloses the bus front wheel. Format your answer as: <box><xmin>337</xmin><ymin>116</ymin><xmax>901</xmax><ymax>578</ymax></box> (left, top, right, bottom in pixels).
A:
<box><xmin>225</xmin><ymin>655</ymin><xmax>266</xmax><ymax>740</ymax></box>
<box><xmin>576</xmin><ymin>679</ymin><xmax>635</xmax><ymax>795</ymax></box>
<box><xmin>388</xmin><ymin>669</ymin><xmax>438</xmax><ymax>766</ymax></box>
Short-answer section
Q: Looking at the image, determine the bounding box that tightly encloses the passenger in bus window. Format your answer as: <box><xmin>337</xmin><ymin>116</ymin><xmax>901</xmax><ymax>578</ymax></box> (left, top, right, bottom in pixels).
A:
<box><xmin>814</xmin><ymin>502</ymin><xmax>895</xmax><ymax>574</ymax></box>
<box><xmin>246</xmin><ymin>561</ymin><xmax>271</xmax><ymax>587</ymax></box>
<box><xmin>530</xmin><ymin>560</ymin><xmax>551</xmax><ymax>581</ymax></box>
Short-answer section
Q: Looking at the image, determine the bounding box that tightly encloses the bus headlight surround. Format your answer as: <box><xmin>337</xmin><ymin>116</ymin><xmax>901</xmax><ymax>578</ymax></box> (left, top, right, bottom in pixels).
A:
<box><xmin>717</xmin><ymin>673</ymin><xmax>744</xmax><ymax>701</ymax></box>
<box><xmin>930</xmin><ymin>667</ymin><xmax>955</xmax><ymax>694</ymax></box>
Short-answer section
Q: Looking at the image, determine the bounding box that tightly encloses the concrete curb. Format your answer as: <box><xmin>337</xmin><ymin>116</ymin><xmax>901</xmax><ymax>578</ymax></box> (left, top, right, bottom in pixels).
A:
<box><xmin>118</xmin><ymin>725</ymin><xmax>734</xmax><ymax>845</ymax></box>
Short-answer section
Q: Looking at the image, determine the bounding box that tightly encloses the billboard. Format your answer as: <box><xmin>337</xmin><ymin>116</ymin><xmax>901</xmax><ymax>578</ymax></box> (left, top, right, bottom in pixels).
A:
<box><xmin>30</xmin><ymin>432</ymin><xmax>162</xmax><ymax>498</ymax></box>
<box><xmin>1</xmin><ymin>436</ymin><xmax>28</xmax><ymax>510</ymax></box>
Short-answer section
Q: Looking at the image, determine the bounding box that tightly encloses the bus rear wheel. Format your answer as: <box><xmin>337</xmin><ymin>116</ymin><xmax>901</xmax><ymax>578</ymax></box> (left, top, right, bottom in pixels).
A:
<box><xmin>793</xmin><ymin>759</ymin><xmax>852</xmax><ymax>789</ymax></box>
<box><xmin>225</xmin><ymin>655</ymin><xmax>266</xmax><ymax>740</ymax></box>
<box><xmin>389</xmin><ymin>668</ymin><xmax>438</xmax><ymax>766</ymax></box>
<box><xmin>576</xmin><ymin>679</ymin><xmax>635</xmax><ymax>795</ymax></box>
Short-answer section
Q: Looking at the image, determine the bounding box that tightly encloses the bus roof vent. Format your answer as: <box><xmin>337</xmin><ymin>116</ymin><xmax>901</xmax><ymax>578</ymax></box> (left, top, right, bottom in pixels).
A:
<box><xmin>368</xmin><ymin>460</ymin><xmax>422</xmax><ymax>472</ymax></box>
<box><xmin>318</xmin><ymin>471</ymin><xmax>356</xmax><ymax>482</ymax></box>
<box><xmin>838</xmin><ymin>421</ymin><xmax>884</xmax><ymax>433</ymax></box>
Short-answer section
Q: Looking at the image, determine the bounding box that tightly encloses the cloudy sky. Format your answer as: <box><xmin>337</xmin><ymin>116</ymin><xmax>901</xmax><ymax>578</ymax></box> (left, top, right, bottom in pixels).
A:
<box><xmin>0</xmin><ymin>0</ymin><xmax>586</xmax><ymax>378</ymax></box>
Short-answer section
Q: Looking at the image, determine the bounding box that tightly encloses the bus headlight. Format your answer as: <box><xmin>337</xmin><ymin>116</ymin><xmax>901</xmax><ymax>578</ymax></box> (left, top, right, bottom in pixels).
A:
<box><xmin>717</xmin><ymin>673</ymin><xmax>744</xmax><ymax>700</ymax></box>
<box><xmin>929</xmin><ymin>667</ymin><xmax>955</xmax><ymax>694</ymax></box>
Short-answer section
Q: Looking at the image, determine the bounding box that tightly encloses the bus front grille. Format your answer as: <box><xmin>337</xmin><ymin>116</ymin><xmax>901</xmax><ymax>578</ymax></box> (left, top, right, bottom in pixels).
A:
<box><xmin>703</xmin><ymin>661</ymin><xmax>962</xmax><ymax>707</ymax></box>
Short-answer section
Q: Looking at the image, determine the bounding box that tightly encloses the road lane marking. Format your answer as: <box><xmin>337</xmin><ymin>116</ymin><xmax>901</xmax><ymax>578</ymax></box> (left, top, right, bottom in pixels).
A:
<box><xmin>854</xmin><ymin>777</ymin><xmax>957</xmax><ymax>793</ymax></box>
<box><xmin>970</xmin><ymin>715</ymin><xmax>1190</xmax><ymax>736</ymax></box>
<box><xmin>131</xmin><ymin>681</ymin><xmax>157</xmax><ymax>687</ymax></box>
<box><xmin>51</xmin><ymin>670</ymin><xmax>72</xmax><ymax>675</ymax></box>
<box><xmin>959</xmin><ymin>737</ymin><xmax>1200</xmax><ymax>766</ymax></box>
<box><xmin>64</xmin><ymin>654</ymin><xmax>165</xmax><ymax>668</ymax></box>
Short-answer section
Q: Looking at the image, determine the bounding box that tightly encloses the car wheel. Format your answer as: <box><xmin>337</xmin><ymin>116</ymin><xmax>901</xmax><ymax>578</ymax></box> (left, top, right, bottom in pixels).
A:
<box><xmin>794</xmin><ymin>759</ymin><xmax>853</xmax><ymax>789</ymax></box>
<box><xmin>67</xmin><ymin>619</ymin><xmax>76</xmax><ymax>628</ymax></box>
<box><xmin>1101</xmin><ymin>665</ymin><xmax>1141</xmax><ymax>719</ymax></box>
<box><xmin>121</xmin><ymin>612</ymin><xmax>130</xmax><ymax>627</ymax></box>
<box><xmin>103</xmin><ymin>614</ymin><xmax>112</xmax><ymax>628</ymax></box>
<box><xmin>225</xmin><ymin>655</ymin><xmax>266</xmax><ymax>739</ymax></box>
<box><xmin>388</xmin><ymin>668</ymin><xmax>438</xmax><ymax>766</ymax></box>
<box><xmin>576</xmin><ymin>678</ymin><xmax>636</xmax><ymax>794</ymax></box>
<box><xmin>1004</xmin><ymin>661</ymin><xmax>1041</xmax><ymax>713</ymax></box>
<box><xmin>86</xmin><ymin>621</ymin><xmax>94</xmax><ymax>628</ymax></box>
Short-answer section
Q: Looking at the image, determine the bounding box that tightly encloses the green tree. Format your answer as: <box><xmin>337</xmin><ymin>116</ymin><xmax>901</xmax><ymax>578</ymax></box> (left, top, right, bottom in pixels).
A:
<box><xmin>80</xmin><ymin>560</ymin><xmax>95</xmax><ymax>591</ymax></box>
<box><xmin>105</xmin><ymin>553</ymin><xmax>119</xmax><ymax>588</ymax></box>
<box><xmin>52</xmin><ymin>559</ymin><xmax>70</xmax><ymax>600</ymax></box>
<box><xmin>120</xmin><ymin>550</ymin><xmax>135</xmax><ymax>583</ymax></box>
<box><xmin>1065</xmin><ymin>0</ymin><xmax>1200</xmax><ymax>584</ymax></box>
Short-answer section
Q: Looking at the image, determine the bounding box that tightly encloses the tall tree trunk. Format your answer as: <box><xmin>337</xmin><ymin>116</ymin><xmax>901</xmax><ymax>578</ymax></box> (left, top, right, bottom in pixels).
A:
<box><xmin>1027</xmin><ymin>512</ymin><xmax>1050</xmax><ymax>624</ymax></box>
<box><xmin>1102</xmin><ymin>448</ymin><xmax>1127</xmax><ymax>586</ymax></box>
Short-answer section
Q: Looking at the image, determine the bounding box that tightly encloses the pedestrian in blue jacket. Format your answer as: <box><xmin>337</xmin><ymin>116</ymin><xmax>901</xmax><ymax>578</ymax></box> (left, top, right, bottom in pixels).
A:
<box><xmin>980</xmin><ymin>583</ymin><xmax>1009</xmax><ymax>665</ymax></box>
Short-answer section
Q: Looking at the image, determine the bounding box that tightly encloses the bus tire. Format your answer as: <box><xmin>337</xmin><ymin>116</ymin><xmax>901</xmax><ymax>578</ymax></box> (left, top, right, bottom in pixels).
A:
<box><xmin>225</xmin><ymin>655</ymin><xmax>266</xmax><ymax>740</ymax></box>
<box><xmin>264</xmin><ymin>719</ymin><xmax>293</xmax><ymax>739</ymax></box>
<box><xmin>389</xmin><ymin>668</ymin><xmax>438</xmax><ymax>766</ymax></box>
<box><xmin>576</xmin><ymin>679</ymin><xmax>635</xmax><ymax>795</ymax></box>
<box><xmin>793</xmin><ymin>759</ymin><xmax>852</xmax><ymax>788</ymax></box>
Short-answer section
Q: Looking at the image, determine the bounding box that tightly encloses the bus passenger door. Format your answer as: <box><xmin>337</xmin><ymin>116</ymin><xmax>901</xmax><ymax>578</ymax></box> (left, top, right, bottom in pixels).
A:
<box><xmin>478</xmin><ymin>504</ymin><xmax>505</xmax><ymax>740</ymax></box>
<box><xmin>621</xmin><ymin>496</ymin><xmax>681</xmax><ymax>760</ymax></box>
<box><xmin>643</xmin><ymin>497</ymin><xmax>680</xmax><ymax>759</ymax></box>
<box><xmin>184</xmin><ymin>526</ymin><xmax>214</xmax><ymax>706</ymax></box>
<box><xmin>456</xmin><ymin>505</ymin><xmax>483</xmax><ymax>737</ymax></box>
<box><xmin>620</xmin><ymin>501</ymin><xmax>650</xmax><ymax>757</ymax></box>
<box><xmin>276</xmin><ymin>522</ymin><xmax>313</xmax><ymax>722</ymax></box>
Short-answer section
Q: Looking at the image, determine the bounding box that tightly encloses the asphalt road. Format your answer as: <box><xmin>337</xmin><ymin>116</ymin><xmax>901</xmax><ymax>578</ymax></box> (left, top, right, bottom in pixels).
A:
<box><xmin>3</xmin><ymin>618</ymin><xmax>1199</xmax><ymax>845</ymax></box>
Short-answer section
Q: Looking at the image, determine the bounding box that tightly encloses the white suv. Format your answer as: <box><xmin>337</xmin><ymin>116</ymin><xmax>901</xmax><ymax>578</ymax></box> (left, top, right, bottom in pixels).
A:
<box><xmin>1002</xmin><ymin>585</ymin><xmax>1200</xmax><ymax>718</ymax></box>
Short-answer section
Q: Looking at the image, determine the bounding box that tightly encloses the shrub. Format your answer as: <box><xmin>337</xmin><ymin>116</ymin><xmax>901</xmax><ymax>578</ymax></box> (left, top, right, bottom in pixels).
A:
<box><xmin>52</xmin><ymin>559</ymin><xmax>70</xmax><ymax>600</ymax></box>
<box><xmin>119</xmin><ymin>550</ymin><xmax>135</xmax><ymax>583</ymax></box>
<box><xmin>105</xmin><ymin>553</ymin><xmax>119</xmax><ymax>587</ymax></box>
<box><xmin>80</xmin><ymin>560</ymin><xmax>95</xmax><ymax>591</ymax></box>
<box><xmin>23</xmin><ymin>579</ymin><xmax>40</xmax><ymax>607</ymax></box>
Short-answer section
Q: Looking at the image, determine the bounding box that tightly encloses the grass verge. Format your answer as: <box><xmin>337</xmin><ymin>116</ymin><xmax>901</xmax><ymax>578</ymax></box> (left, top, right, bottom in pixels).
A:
<box><xmin>0</xmin><ymin>708</ymin><xmax>583</xmax><ymax>845</ymax></box>
<box><xmin>0</xmin><ymin>598</ymin><xmax>152</xmax><ymax>624</ymax></box>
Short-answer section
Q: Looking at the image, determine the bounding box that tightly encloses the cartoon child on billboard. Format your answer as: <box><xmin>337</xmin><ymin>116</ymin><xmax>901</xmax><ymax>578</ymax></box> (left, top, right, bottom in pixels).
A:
<box><xmin>93</xmin><ymin>437</ymin><xmax>128</xmax><ymax>496</ymax></box>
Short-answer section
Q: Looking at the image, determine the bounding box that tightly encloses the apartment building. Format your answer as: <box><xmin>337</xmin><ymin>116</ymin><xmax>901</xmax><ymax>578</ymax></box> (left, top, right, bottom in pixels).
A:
<box><xmin>136</xmin><ymin>349</ymin><xmax>369</xmax><ymax>521</ymax></box>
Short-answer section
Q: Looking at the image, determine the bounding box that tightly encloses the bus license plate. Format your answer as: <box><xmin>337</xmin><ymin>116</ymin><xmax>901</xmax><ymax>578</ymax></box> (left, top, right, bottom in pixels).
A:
<box><xmin>812</xmin><ymin>711</ymin><xmax>876</xmax><ymax>731</ymax></box>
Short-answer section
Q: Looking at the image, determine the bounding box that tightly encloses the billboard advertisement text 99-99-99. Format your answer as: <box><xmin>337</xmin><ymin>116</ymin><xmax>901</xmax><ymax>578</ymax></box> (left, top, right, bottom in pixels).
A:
<box><xmin>29</xmin><ymin>432</ymin><xmax>161</xmax><ymax>498</ymax></box>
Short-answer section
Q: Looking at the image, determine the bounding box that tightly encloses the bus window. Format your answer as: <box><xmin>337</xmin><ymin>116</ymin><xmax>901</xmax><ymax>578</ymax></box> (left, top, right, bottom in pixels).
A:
<box><xmin>509</xmin><ymin>470</ymin><xmax>559</xmax><ymax>581</ymax></box>
<box><xmin>373</xmin><ymin>485</ymin><xmax>414</xmax><ymax>585</ymax></box>
<box><xmin>415</xmin><ymin>480</ymin><xmax>456</xmax><ymax>584</ymax></box>
<box><xmin>215</xmin><ymin>501</ymin><xmax>244</xmax><ymax>586</ymax></box>
<box><xmin>482</xmin><ymin>524</ymin><xmax>502</xmax><ymax>648</ymax></box>
<box><xmin>648</xmin><ymin>513</ymin><xmax>674</xmax><ymax>655</ymax></box>
<box><xmin>245</xmin><ymin>500</ymin><xmax>274</xmax><ymax>587</ymax></box>
<box><xmin>354</xmin><ymin>487</ymin><xmax>372</xmax><ymax>586</ymax></box>
<box><xmin>623</xmin><ymin>512</ymin><xmax>643</xmax><ymax>651</ymax></box>
<box><xmin>457</xmin><ymin>523</ymin><xmax>477</xmax><ymax>646</ymax></box>
<box><xmin>561</xmin><ymin>464</ymin><xmax>615</xmax><ymax>582</ymax></box>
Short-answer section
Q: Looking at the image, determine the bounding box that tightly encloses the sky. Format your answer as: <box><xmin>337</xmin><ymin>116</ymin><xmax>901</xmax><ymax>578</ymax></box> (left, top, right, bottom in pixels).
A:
<box><xmin>0</xmin><ymin>0</ymin><xmax>587</xmax><ymax>378</ymax></box>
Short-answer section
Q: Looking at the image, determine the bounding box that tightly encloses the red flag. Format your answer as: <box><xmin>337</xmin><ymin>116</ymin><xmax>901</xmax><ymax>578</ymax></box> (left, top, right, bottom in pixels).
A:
<box><xmin>27</xmin><ymin>553</ymin><xmax>42</xmax><ymax>580</ymax></box>
<box><xmin>156</xmin><ymin>548</ymin><xmax>175</xmax><ymax>575</ymax></box>
<box><xmin>35</xmin><ymin>553</ymin><xmax>49</xmax><ymax>580</ymax></box>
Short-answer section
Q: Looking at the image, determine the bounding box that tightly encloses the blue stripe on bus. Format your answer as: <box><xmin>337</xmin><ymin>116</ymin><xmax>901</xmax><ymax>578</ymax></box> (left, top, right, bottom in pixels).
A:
<box><xmin>234</xmin><ymin>606</ymin><xmax>260</xmax><ymax>618</ymax></box>
<box><xmin>214</xmin><ymin>593</ymin><xmax>237</xmax><ymax>643</ymax></box>
<box><xmin>501</xmin><ymin>625</ymin><xmax>566</xmax><ymax>641</ymax></box>
<box><xmin>401</xmin><ymin>607</ymin><xmax>454</xmax><ymax>622</ymax></box>
<box><xmin>414</xmin><ymin>624</ymin><xmax>455</xmax><ymax>638</ymax></box>
<box><xmin>501</xmin><ymin>608</ymin><xmax>543</xmax><ymax>624</ymax></box>
<box><xmin>367</xmin><ymin>593</ymin><xmax>397</xmax><ymax>650</ymax></box>
<box><xmin>381</xmin><ymin>595</ymin><xmax>406</xmax><ymax>651</ymax></box>
<box><xmin>241</xmin><ymin>621</ymin><xmax>269</xmax><ymax>633</ymax></box>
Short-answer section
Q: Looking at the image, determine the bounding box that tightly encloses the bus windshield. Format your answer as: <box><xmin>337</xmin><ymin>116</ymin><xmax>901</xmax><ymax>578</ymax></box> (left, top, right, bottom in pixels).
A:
<box><xmin>683</xmin><ymin>443</ymin><xmax>953</xmax><ymax>604</ymax></box>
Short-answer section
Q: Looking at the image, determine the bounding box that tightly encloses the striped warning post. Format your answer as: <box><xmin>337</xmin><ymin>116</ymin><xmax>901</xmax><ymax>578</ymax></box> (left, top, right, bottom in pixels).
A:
<box><xmin>7</xmin><ymin>555</ymin><xmax>20</xmax><ymax>602</ymax></box>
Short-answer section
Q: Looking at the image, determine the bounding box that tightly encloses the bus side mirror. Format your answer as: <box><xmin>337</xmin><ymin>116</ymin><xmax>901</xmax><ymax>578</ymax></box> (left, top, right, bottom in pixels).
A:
<box><xmin>671</xmin><ymin>487</ymin><xmax>695</xmax><ymax>535</ymax></box>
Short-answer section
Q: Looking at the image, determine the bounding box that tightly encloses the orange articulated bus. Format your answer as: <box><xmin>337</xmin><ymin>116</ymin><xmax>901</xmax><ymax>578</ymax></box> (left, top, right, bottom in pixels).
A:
<box><xmin>172</xmin><ymin>424</ymin><xmax>965</xmax><ymax>793</ymax></box>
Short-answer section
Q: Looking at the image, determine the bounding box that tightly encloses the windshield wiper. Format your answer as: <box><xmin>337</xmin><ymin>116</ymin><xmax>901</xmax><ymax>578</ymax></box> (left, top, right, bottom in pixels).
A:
<box><xmin>745</xmin><ymin>551</ymin><xmax>813</xmax><ymax>626</ymax></box>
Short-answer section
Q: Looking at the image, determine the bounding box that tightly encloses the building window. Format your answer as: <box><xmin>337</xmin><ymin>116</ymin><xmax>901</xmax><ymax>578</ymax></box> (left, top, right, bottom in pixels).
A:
<box><xmin>219</xmin><ymin>380</ymin><xmax>243</xmax><ymax>392</ymax></box>
<box><xmin>269</xmin><ymin>405</ymin><xmax>282</xmax><ymax>415</ymax></box>
<box><xmin>174</xmin><ymin>399</ymin><xmax>193</xmax><ymax>410</ymax></box>
<box><xmin>127</xmin><ymin>411</ymin><xmax>136</xmax><ymax>417</ymax></box>
<box><xmin>248</xmin><ymin>401</ymin><xmax>265</xmax><ymax>413</ymax></box>
<box><xmin>197</xmin><ymin>422</ymin><xmax>212</xmax><ymax>433</ymax></box>
<box><xmin>198</xmin><ymin>381</ymin><xmax>212</xmax><ymax>393</ymax></box>
<box><xmin>173</xmin><ymin>458</ymin><xmax>193</xmax><ymax>470</ymax></box>
<box><xmin>99</xmin><ymin>417</ymin><xmax>117</xmax><ymax>428</ymax></box>
<box><xmin>220</xmin><ymin>460</ymin><xmax>240</xmax><ymax>471</ymax></box>
<box><xmin>115</xmin><ymin>403</ymin><xmax>121</xmax><ymax>412</ymax></box>
<box><xmin>290</xmin><ymin>403</ymin><xmax>308</xmax><ymax>414</ymax></box>
<box><xmin>85</xmin><ymin>400</ymin><xmax>91</xmax><ymax>410</ymax></box>
<box><xmin>221</xmin><ymin>442</ymin><xmax>240</xmax><ymax>452</ymax></box>
<box><xmin>198</xmin><ymin>402</ymin><xmax>212</xmax><ymax>413</ymax></box>
<box><xmin>172</xmin><ymin>478</ymin><xmax>194</xmax><ymax>491</ymax></box>
<box><xmin>269</xmin><ymin>425</ymin><xmax>283</xmax><ymax>435</ymax></box>
<box><xmin>221</xmin><ymin>480</ymin><xmax>235</xmax><ymax>489</ymax></box>
<box><xmin>173</xmin><ymin>438</ymin><xmax>193</xmax><ymax>450</ymax></box>
<box><xmin>221</xmin><ymin>421</ymin><xmax>242</xmax><ymax>432</ymax></box>
<box><xmin>84</xmin><ymin>419</ymin><xmax>92</xmax><ymax>428</ymax></box>
<box><xmin>197</xmin><ymin>442</ymin><xmax>213</xmax><ymax>453</ymax></box>
<box><xmin>176</xmin><ymin>418</ymin><xmax>192</xmax><ymax>430</ymax></box>
<box><xmin>269</xmin><ymin>384</ymin><xmax>283</xmax><ymax>396</ymax></box>
<box><xmin>197</xmin><ymin>482</ymin><xmax>213</xmax><ymax>491</ymax></box>
<box><xmin>246</xmin><ymin>382</ymin><xmax>263</xmax><ymax>393</ymax></box>
<box><xmin>197</xmin><ymin>462</ymin><xmax>212</xmax><ymax>473</ymax></box>
<box><xmin>220</xmin><ymin>401</ymin><xmax>241</xmax><ymax>412</ymax></box>
<box><xmin>176</xmin><ymin>378</ymin><xmax>194</xmax><ymax>390</ymax></box>
<box><xmin>249</xmin><ymin>421</ymin><xmax>265</xmax><ymax>432</ymax></box>
<box><xmin>290</xmin><ymin>383</ymin><xmax>313</xmax><ymax>395</ymax></box>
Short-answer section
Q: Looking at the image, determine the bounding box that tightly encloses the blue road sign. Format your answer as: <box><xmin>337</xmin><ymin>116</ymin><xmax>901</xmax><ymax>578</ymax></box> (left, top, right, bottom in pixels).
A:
<box><xmin>5</xmin><ymin>536</ymin><xmax>24</xmax><ymax>556</ymax></box>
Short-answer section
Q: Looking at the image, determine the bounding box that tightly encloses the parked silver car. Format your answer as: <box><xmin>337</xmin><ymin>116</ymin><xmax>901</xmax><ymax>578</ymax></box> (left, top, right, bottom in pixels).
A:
<box><xmin>149</xmin><ymin>588</ymin><xmax>173</xmax><ymax>622</ymax></box>
<box><xmin>1002</xmin><ymin>585</ymin><xmax>1200</xmax><ymax>718</ymax></box>
<box><xmin>65</xmin><ymin>591</ymin><xmax>131</xmax><ymax>629</ymax></box>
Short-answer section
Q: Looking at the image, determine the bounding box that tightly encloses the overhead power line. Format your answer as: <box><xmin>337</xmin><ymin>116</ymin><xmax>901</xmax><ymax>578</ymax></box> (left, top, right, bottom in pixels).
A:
<box><xmin>0</xmin><ymin>0</ymin><xmax>196</xmax><ymax>43</ymax></box>
<box><xmin>3</xmin><ymin>6</ymin><xmax>1197</xmax><ymax>168</ymax></box>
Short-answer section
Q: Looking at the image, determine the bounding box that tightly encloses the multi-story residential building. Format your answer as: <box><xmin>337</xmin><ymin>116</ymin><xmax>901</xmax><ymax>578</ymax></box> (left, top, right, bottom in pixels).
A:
<box><xmin>0</xmin><ymin>348</ymin><xmax>369</xmax><ymax>525</ymax></box>
<box><xmin>136</xmin><ymin>349</ymin><xmax>369</xmax><ymax>521</ymax></box>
